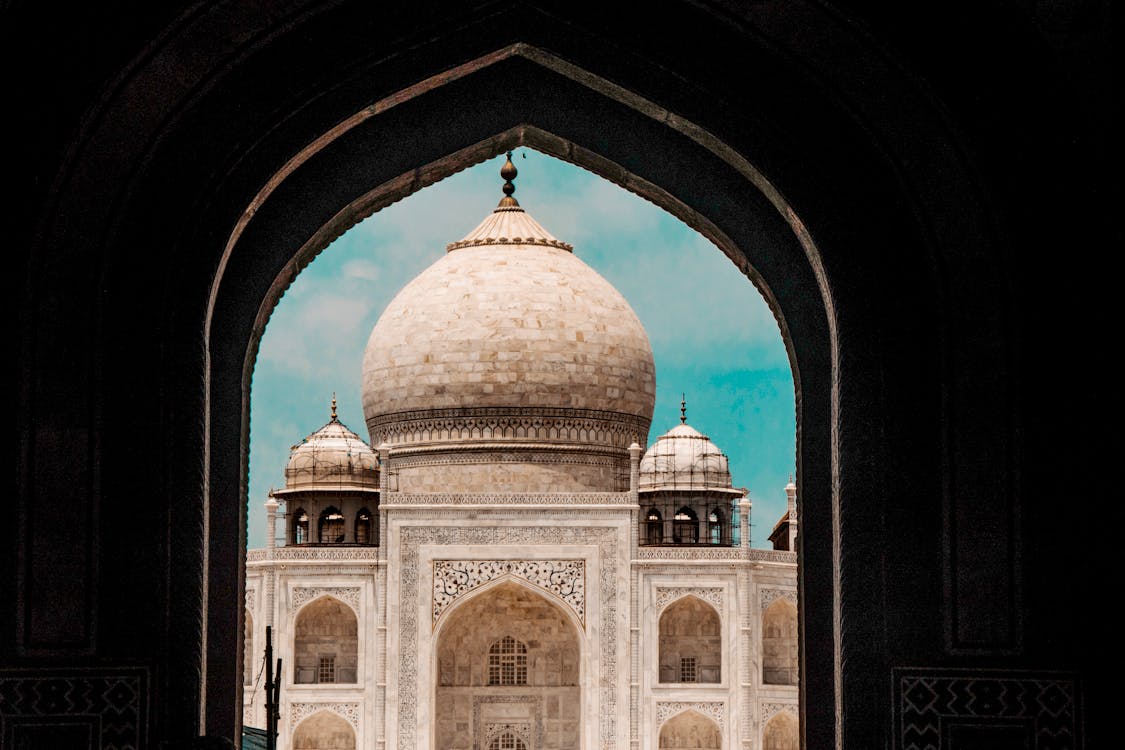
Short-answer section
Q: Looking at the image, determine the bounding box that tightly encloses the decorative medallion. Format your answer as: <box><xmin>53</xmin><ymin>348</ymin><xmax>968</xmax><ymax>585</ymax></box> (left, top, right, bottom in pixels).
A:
<box><xmin>433</xmin><ymin>560</ymin><xmax>585</xmax><ymax>626</ymax></box>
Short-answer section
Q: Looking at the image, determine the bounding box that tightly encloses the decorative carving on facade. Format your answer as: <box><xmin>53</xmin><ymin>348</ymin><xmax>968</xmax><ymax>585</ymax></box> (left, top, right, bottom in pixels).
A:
<box><xmin>247</xmin><ymin>546</ymin><xmax>381</xmax><ymax>562</ymax></box>
<box><xmin>384</xmin><ymin>492</ymin><xmax>631</xmax><ymax>506</ymax></box>
<box><xmin>484</xmin><ymin>722</ymin><xmax>533</xmax><ymax>744</ymax></box>
<box><xmin>368</xmin><ymin>405</ymin><xmax>649</xmax><ymax>448</ymax></box>
<box><xmin>433</xmin><ymin>559</ymin><xmax>585</xmax><ymax>626</ymax></box>
<box><xmin>636</xmin><ymin>547</ymin><xmax>745</xmax><ymax>560</ymax></box>
<box><xmin>759</xmin><ymin>588</ymin><xmax>798</xmax><ymax>611</ymax></box>
<box><xmin>473</xmin><ymin>696</ymin><xmax>542</xmax><ymax>749</ymax></box>
<box><xmin>893</xmin><ymin>669</ymin><xmax>1079</xmax><ymax>749</ymax></box>
<box><xmin>399</xmin><ymin>525</ymin><xmax>618</xmax><ymax>750</ymax></box>
<box><xmin>0</xmin><ymin>668</ymin><xmax>148</xmax><ymax>750</ymax></box>
<box><xmin>289</xmin><ymin>701</ymin><xmax>361</xmax><ymax>731</ymax></box>
<box><xmin>245</xmin><ymin>587</ymin><xmax>256</xmax><ymax>612</ymax></box>
<box><xmin>392</xmin><ymin>447</ymin><xmax>620</xmax><ymax>469</ymax></box>
<box><xmin>289</xmin><ymin>586</ymin><xmax>361</xmax><ymax>615</ymax></box>
<box><xmin>656</xmin><ymin>701</ymin><xmax>725</xmax><ymax>726</ymax></box>
<box><xmin>760</xmin><ymin>702</ymin><xmax>798</xmax><ymax>721</ymax></box>
<box><xmin>655</xmin><ymin>586</ymin><xmax>724</xmax><ymax>612</ymax></box>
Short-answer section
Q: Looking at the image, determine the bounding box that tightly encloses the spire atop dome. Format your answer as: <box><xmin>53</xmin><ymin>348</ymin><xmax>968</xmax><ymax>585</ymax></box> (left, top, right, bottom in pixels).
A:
<box><xmin>680</xmin><ymin>393</ymin><xmax>687</xmax><ymax>424</ymax></box>
<box><xmin>445</xmin><ymin>152</ymin><xmax>574</xmax><ymax>253</ymax></box>
<box><xmin>330</xmin><ymin>392</ymin><xmax>338</xmax><ymax>422</ymax></box>
<box><xmin>498</xmin><ymin>150</ymin><xmax>520</xmax><ymax>209</ymax></box>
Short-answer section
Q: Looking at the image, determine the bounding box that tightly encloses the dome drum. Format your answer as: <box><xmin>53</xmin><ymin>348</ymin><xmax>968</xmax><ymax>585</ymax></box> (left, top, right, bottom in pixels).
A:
<box><xmin>381</xmin><ymin>441</ymin><xmax>634</xmax><ymax>493</ymax></box>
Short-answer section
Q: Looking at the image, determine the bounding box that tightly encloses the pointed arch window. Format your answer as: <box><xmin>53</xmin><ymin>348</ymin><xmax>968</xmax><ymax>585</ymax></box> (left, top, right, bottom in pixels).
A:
<box><xmin>293</xmin><ymin>509</ymin><xmax>310</xmax><ymax>545</ymax></box>
<box><xmin>355</xmin><ymin>508</ymin><xmax>373</xmax><ymax>545</ymax></box>
<box><xmin>645</xmin><ymin>508</ymin><xmax>663</xmax><ymax>545</ymax></box>
<box><xmin>318</xmin><ymin>507</ymin><xmax>344</xmax><ymax>543</ymax></box>
<box><xmin>673</xmin><ymin>506</ymin><xmax>698</xmax><ymax>543</ymax></box>
<box><xmin>487</xmin><ymin>635</ymin><xmax>528</xmax><ymax>685</ymax></box>
<box><xmin>709</xmin><ymin>508</ymin><xmax>724</xmax><ymax>545</ymax></box>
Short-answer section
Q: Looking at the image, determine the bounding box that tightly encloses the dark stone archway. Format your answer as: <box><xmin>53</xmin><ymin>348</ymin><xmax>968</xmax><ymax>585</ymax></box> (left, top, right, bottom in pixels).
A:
<box><xmin>8</xmin><ymin>1</ymin><xmax>1111</xmax><ymax>748</ymax></box>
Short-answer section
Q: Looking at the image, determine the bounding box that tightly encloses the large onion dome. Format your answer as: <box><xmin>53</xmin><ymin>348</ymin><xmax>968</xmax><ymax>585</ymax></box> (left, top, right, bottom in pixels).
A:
<box><xmin>360</xmin><ymin>154</ymin><xmax>655</xmax><ymax>493</ymax></box>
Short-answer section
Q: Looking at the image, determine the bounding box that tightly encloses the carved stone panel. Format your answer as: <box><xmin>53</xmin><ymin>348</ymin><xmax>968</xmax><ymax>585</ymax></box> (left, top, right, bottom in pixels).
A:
<box><xmin>433</xmin><ymin>559</ymin><xmax>585</xmax><ymax>626</ymax></box>
<box><xmin>0</xmin><ymin>667</ymin><xmax>148</xmax><ymax>750</ymax></box>
<box><xmin>893</xmin><ymin>669</ymin><xmax>1079</xmax><ymax>749</ymax></box>
<box><xmin>289</xmin><ymin>586</ymin><xmax>361</xmax><ymax>615</ymax></box>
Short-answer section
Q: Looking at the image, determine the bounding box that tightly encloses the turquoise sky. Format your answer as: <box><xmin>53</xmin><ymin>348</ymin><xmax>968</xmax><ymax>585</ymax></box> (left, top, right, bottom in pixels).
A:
<box><xmin>247</xmin><ymin>150</ymin><xmax>796</xmax><ymax>549</ymax></box>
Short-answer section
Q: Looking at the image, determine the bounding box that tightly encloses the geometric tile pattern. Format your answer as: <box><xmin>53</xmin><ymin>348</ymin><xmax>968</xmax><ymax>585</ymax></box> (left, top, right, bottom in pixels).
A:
<box><xmin>0</xmin><ymin>667</ymin><xmax>147</xmax><ymax>750</ymax></box>
<box><xmin>894</xmin><ymin>668</ymin><xmax>1079</xmax><ymax>750</ymax></box>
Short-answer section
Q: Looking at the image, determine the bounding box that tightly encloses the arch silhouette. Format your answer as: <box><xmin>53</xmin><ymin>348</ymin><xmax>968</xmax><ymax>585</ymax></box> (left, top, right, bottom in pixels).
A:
<box><xmin>14</xmin><ymin>4</ymin><xmax>1055</xmax><ymax>746</ymax></box>
<box><xmin>199</xmin><ymin>51</ymin><xmax>837</xmax><ymax>738</ymax></box>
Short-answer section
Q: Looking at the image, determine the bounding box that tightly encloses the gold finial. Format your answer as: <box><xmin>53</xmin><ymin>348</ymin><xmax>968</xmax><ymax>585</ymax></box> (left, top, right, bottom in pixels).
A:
<box><xmin>498</xmin><ymin>151</ymin><xmax>520</xmax><ymax>208</ymax></box>
<box><xmin>330</xmin><ymin>393</ymin><xmax>338</xmax><ymax>422</ymax></box>
<box><xmin>680</xmin><ymin>393</ymin><xmax>687</xmax><ymax>424</ymax></box>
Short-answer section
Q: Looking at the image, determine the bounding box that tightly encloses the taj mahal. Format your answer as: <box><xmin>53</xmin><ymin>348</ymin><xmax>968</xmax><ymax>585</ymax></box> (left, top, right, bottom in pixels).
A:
<box><xmin>242</xmin><ymin>155</ymin><xmax>799</xmax><ymax>750</ymax></box>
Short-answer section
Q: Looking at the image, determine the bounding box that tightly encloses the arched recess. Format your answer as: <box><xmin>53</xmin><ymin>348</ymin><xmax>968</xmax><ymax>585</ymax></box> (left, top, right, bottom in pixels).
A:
<box><xmin>208</xmin><ymin>68</ymin><xmax>830</xmax><ymax>742</ymax></box>
<box><xmin>763</xmin><ymin>712</ymin><xmax>799</xmax><ymax>750</ymax></box>
<box><xmin>762</xmin><ymin>600</ymin><xmax>799</xmax><ymax>686</ymax></box>
<box><xmin>659</xmin><ymin>596</ymin><xmax>721</xmax><ymax>684</ymax></box>
<box><xmin>317</xmin><ymin>507</ymin><xmax>344</xmax><ymax>544</ymax></box>
<box><xmin>293</xmin><ymin>596</ymin><xmax>358</xmax><ymax>685</ymax></box>
<box><xmin>292</xmin><ymin>710</ymin><xmax>355</xmax><ymax>750</ymax></box>
<box><xmin>659</xmin><ymin>710</ymin><xmax>721</xmax><ymax>749</ymax></box>
<box><xmin>243</xmin><ymin>608</ymin><xmax>254</xmax><ymax>686</ymax></box>
<box><xmin>433</xmin><ymin>579</ymin><xmax>582</xmax><ymax>750</ymax></box>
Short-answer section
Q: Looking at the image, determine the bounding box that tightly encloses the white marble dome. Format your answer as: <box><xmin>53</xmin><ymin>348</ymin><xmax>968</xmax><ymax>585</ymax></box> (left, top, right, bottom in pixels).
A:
<box><xmin>361</xmin><ymin>209</ymin><xmax>655</xmax><ymax>420</ymax></box>
<box><xmin>284</xmin><ymin>404</ymin><xmax>379</xmax><ymax>490</ymax></box>
<box><xmin>638</xmin><ymin>422</ymin><xmax>735</xmax><ymax>491</ymax></box>
<box><xmin>360</xmin><ymin>162</ymin><xmax>655</xmax><ymax>492</ymax></box>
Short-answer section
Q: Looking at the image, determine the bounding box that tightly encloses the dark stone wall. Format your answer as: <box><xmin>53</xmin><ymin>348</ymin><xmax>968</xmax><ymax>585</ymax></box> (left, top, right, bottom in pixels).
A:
<box><xmin>5</xmin><ymin>1</ymin><xmax>1112</xmax><ymax>747</ymax></box>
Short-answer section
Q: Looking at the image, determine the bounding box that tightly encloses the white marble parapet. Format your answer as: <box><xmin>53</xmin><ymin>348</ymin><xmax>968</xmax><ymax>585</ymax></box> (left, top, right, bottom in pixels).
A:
<box><xmin>246</xmin><ymin>546</ymin><xmax>381</xmax><ymax>562</ymax></box>
<box><xmin>381</xmin><ymin>491</ymin><xmax>634</xmax><ymax>506</ymax></box>
<box><xmin>634</xmin><ymin>547</ymin><xmax>796</xmax><ymax>563</ymax></box>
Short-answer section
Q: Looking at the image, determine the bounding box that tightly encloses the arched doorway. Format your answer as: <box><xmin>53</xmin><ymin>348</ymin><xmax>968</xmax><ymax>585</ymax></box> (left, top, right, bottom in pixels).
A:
<box><xmin>292</xmin><ymin>710</ymin><xmax>355</xmax><ymax>750</ymax></box>
<box><xmin>763</xmin><ymin>712</ymin><xmax>798</xmax><ymax>750</ymax></box>
<box><xmin>433</xmin><ymin>580</ymin><xmax>582</xmax><ymax>750</ymax></box>
<box><xmin>659</xmin><ymin>710</ymin><xmax>721</xmax><ymax>749</ymax></box>
<box><xmin>762</xmin><ymin>600</ymin><xmax>799</xmax><ymax>686</ymax></box>
<box><xmin>658</xmin><ymin>596</ymin><xmax>721</xmax><ymax>684</ymax></box>
<box><xmin>293</xmin><ymin>597</ymin><xmax>358</xmax><ymax>685</ymax></box>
